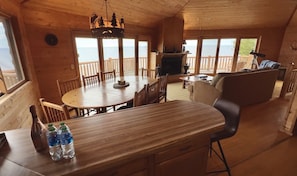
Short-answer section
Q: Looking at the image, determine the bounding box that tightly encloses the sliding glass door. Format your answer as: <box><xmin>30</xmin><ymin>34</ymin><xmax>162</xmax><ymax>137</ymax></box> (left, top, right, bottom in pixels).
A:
<box><xmin>75</xmin><ymin>37</ymin><xmax>100</xmax><ymax>78</ymax></box>
<box><xmin>237</xmin><ymin>38</ymin><xmax>258</xmax><ymax>71</ymax></box>
<box><xmin>217</xmin><ymin>38</ymin><xmax>236</xmax><ymax>73</ymax></box>
<box><xmin>200</xmin><ymin>39</ymin><xmax>218</xmax><ymax>74</ymax></box>
<box><xmin>184</xmin><ymin>39</ymin><xmax>198</xmax><ymax>74</ymax></box>
<box><xmin>102</xmin><ymin>38</ymin><xmax>119</xmax><ymax>75</ymax></box>
<box><xmin>123</xmin><ymin>38</ymin><xmax>135</xmax><ymax>76</ymax></box>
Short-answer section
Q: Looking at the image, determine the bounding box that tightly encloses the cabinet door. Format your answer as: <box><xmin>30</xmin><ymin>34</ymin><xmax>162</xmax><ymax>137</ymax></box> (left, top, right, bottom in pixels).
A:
<box><xmin>96</xmin><ymin>158</ymin><xmax>148</xmax><ymax>176</ymax></box>
<box><xmin>99</xmin><ymin>170</ymin><xmax>147</xmax><ymax>176</ymax></box>
<box><xmin>130</xmin><ymin>170</ymin><xmax>148</xmax><ymax>176</ymax></box>
<box><xmin>155</xmin><ymin>146</ymin><xmax>209</xmax><ymax>176</ymax></box>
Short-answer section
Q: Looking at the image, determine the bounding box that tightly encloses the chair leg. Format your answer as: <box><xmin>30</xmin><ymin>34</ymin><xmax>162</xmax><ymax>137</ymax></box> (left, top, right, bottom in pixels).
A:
<box><xmin>208</xmin><ymin>140</ymin><xmax>231</xmax><ymax>176</ymax></box>
<box><xmin>217</xmin><ymin>141</ymin><xmax>231</xmax><ymax>176</ymax></box>
<box><xmin>209</xmin><ymin>142</ymin><xmax>213</xmax><ymax>157</ymax></box>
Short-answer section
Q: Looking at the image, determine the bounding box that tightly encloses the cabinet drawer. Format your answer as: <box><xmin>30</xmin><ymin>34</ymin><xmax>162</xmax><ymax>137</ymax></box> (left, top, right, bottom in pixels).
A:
<box><xmin>155</xmin><ymin>136</ymin><xmax>209</xmax><ymax>163</ymax></box>
<box><xmin>155</xmin><ymin>146</ymin><xmax>209</xmax><ymax>176</ymax></box>
<box><xmin>96</xmin><ymin>158</ymin><xmax>148</xmax><ymax>176</ymax></box>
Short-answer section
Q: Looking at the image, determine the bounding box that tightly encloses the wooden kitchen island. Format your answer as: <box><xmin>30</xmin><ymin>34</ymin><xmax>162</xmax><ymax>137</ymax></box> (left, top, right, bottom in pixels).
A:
<box><xmin>0</xmin><ymin>100</ymin><xmax>225</xmax><ymax>176</ymax></box>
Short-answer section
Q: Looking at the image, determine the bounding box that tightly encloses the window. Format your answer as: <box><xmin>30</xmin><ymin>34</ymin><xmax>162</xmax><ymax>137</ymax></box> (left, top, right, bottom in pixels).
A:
<box><xmin>200</xmin><ymin>39</ymin><xmax>218</xmax><ymax>74</ymax></box>
<box><xmin>184</xmin><ymin>39</ymin><xmax>198</xmax><ymax>73</ymax></box>
<box><xmin>217</xmin><ymin>38</ymin><xmax>236</xmax><ymax>72</ymax></box>
<box><xmin>0</xmin><ymin>16</ymin><xmax>25</xmax><ymax>94</ymax></box>
<box><xmin>102</xmin><ymin>38</ymin><xmax>119</xmax><ymax>74</ymax></box>
<box><xmin>185</xmin><ymin>37</ymin><xmax>259</xmax><ymax>74</ymax></box>
<box><xmin>73</xmin><ymin>34</ymin><xmax>151</xmax><ymax>77</ymax></box>
<box><xmin>237</xmin><ymin>38</ymin><xmax>258</xmax><ymax>70</ymax></box>
<box><xmin>75</xmin><ymin>37</ymin><xmax>101</xmax><ymax>78</ymax></box>
<box><xmin>123</xmin><ymin>38</ymin><xmax>135</xmax><ymax>75</ymax></box>
<box><xmin>138</xmin><ymin>41</ymin><xmax>148</xmax><ymax>70</ymax></box>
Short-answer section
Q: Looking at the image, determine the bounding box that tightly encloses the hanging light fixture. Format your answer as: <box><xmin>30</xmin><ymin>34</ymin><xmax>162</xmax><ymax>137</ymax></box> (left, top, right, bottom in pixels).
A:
<box><xmin>89</xmin><ymin>0</ymin><xmax>124</xmax><ymax>38</ymax></box>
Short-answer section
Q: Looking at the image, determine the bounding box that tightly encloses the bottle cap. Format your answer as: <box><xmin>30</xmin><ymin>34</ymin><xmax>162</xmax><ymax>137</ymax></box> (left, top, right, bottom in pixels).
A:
<box><xmin>48</xmin><ymin>124</ymin><xmax>55</xmax><ymax>131</ymax></box>
<box><xmin>61</xmin><ymin>125</ymin><xmax>67</xmax><ymax>131</ymax></box>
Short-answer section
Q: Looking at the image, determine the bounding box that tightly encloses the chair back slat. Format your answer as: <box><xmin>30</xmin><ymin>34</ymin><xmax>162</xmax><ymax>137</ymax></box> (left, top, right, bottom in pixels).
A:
<box><xmin>147</xmin><ymin>79</ymin><xmax>160</xmax><ymax>104</ymax></box>
<box><xmin>158</xmin><ymin>74</ymin><xmax>168</xmax><ymax>102</ymax></box>
<box><xmin>141</xmin><ymin>68</ymin><xmax>156</xmax><ymax>79</ymax></box>
<box><xmin>57</xmin><ymin>77</ymin><xmax>81</xmax><ymax>97</ymax></box>
<box><xmin>133</xmin><ymin>84</ymin><xmax>147</xmax><ymax>107</ymax></box>
<box><xmin>82</xmin><ymin>73</ymin><xmax>100</xmax><ymax>86</ymax></box>
<box><xmin>101</xmin><ymin>69</ymin><xmax>116</xmax><ymax>81</ymax></box>
<box><xmin>39</xmin><ymin>98</ymin><xmax>70</xmax><ymax>123</ymax></box>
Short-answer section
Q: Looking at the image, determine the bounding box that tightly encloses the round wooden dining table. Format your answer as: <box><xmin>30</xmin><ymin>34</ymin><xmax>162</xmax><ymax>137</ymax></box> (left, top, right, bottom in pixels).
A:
<box><xmin>61</xmin><ymin>76</ymin><xmax>155</xmax><ymax>109</ymax></box>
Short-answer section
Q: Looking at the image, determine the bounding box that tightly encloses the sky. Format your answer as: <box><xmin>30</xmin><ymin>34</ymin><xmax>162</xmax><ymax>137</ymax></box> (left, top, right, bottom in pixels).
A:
<box><xmin>0</xmin><ymin>22</ymin><xmax>9</xmax><ymax>48</ymax></box>
<box><xmin>75</xmin><ymin>37</ymin><xmax>140</xmax><ymax>48</ymax></box>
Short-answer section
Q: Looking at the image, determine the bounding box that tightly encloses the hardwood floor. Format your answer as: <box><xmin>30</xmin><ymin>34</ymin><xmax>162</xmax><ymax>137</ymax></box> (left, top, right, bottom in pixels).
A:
<box><xmin>207</xmin><ymin>97</ymin><xmax>296</xmax><ymax>176</ymax></box>
<box><xmin>167</xmin><ymin>81</ymin><xmax>296</xmax><ymax>176</ymax></box>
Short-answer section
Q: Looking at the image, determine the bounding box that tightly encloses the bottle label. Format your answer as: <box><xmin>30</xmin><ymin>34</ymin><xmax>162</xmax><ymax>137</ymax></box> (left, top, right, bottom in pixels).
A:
<box><xmin>60</xmin><ymin>132</ymin><xmax>73</xmax><ymax>145</ymax></box>
<box><xmin>47</xmin><ymin>133</ymin><xmax>59</xmax><ymax>147</ymax></box>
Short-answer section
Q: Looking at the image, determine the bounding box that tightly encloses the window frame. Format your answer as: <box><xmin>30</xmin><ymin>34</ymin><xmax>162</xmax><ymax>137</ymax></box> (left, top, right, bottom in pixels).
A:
<box><xmin>0</xmin><ymin>15</ymin><xmax>25</xmax><ymax>95</ymax></box>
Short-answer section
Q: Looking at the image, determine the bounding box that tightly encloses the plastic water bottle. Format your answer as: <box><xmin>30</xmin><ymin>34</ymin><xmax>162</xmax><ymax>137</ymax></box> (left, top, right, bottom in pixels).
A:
<box><xmin>46</xmin><ymin>124</ymin><xmax>62</xmax><ymax>161</ymax></box>
<box><xmin>58</xmin><ymin>122</ymin><xmax>75</xmax><ymax>159</ymax></box>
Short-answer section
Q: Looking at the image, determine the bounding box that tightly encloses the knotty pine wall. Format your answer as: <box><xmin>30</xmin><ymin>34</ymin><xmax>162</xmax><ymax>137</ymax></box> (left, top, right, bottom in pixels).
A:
<box><xmin>22</xmin><ymin>6</ymin><xmax>154</xmax><ymax>104</ymax></box>
<box><xmin>278</xmin><ymin>10</ymin><xmax>297</xmax><ymax>134</ymax></box>
<box><xmin>0</xmin><ymin>0</ymin><xmax>41</xmax><ymax>131</ymax></box>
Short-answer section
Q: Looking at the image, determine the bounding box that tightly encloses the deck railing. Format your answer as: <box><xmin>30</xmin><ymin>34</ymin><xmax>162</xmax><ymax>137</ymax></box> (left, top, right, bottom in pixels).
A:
<box><xmin>79</xmin><ymin>55</ymin><xmax>251</xmax><ymax>78</ymax></box>
<box><xmin>1</xmin><ymin>70</ymin><xmax>19</xmax><ymax>90</ymax></box>
<box><xmin>187</xmin><ymin>55</ymin><xmax>251</xmax><ymax>73</ymax></box>
<box><xmin>79</xmin><ymin>57</ymin><xmax>148</xmax><ymax>78</ymax></box>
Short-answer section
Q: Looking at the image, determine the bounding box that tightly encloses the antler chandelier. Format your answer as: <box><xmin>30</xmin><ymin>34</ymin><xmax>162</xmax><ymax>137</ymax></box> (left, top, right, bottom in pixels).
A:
<box><xmin>89</xmin><ymin>0</ymin><xmax>124</xmax><ymax>38</ymax></box>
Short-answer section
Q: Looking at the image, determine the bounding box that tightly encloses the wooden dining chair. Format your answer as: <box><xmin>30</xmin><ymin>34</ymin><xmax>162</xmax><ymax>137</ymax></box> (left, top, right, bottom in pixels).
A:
<box><xmin>82</xmin><ymin>73</ymin><xmax>100</xmax><ymax>87</ymax></box>
<box><xmin>39</xmin><ymin>98</ymin><xmax>71</xmax><ymax>123</ymax></box>
<box><xmin>133</xmin><ymin>84</ymin><xmax>148</xmax><ymax>107</ymax></box>
<box><xmin>56</xmin><ymin>76</ymin><xmax>81</xmax><ymax>116</ymax></box>
<box><xmin>101</xmin><ymin>69</ymin><xmax>116</xmax><ymax>81</ymax></box>
<box><xmin>141</xmin><ymin>68</ymin><xmax>156</xmax><ymax>79</ymax></box>
<box><xmin>100</xmin><ymin>69</ymin><xmax>117</xmax><ymax>111</ymax></box>
<box><xmin>117</xmin><ymin>84</ymin><xmax>148</xmax><ymax>110</ymax></box>
<box><xmin>147</xmin><ymin>79</ymin><xmax>160</xmax><ymax>104</ymax></box>
<box><xmin>158</xmin><ymin>74</ymin><xmax>168</xmax><ymax>102</ymax></box>
<box><xmin>56</xmin><ymin>76</ymin><xmax>81</xmax><ymax>97</ymax></box>
<box><xmin>82</xmin><ymin>73</ymin><xmax>103</xmax><ymax>115</ymax></box>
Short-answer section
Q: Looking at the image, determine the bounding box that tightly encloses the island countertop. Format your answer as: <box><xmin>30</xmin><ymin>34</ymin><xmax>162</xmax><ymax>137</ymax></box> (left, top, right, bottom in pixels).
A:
<box><xmin>0</xmin><ymin>100</ymin><xmax>225</xmax><ymax>176</ymax></box>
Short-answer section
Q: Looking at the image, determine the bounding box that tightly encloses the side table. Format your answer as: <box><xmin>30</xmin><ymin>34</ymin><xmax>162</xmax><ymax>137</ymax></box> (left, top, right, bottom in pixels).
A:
<box><xmin>179</xmin><ymin>74</ymin><xmax>213</xmax><ymax>89</ymax></box>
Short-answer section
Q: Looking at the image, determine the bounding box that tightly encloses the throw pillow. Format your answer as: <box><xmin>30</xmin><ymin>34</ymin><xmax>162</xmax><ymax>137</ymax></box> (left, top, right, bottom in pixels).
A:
<box><xmin>210</xmin><ymin>72</ymin><xmax>232</xmax><ymax>86</ymax></box>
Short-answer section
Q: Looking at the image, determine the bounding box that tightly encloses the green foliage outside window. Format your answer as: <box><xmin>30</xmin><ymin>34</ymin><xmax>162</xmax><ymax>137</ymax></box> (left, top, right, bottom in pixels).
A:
<box><xmin>239</xmin><ymin>39</ymin><xmax>257</xmax><ymax>56</ymax></box>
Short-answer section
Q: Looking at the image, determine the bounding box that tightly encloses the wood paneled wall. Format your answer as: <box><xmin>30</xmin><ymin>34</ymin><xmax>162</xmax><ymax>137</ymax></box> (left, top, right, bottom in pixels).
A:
<box><xmin>278</xmin><ymin>10</ymin><xmax>297</xmax><ymax>65</ymax></box>
<box><xmin>157</xmin><ymin>17</ymin><xmax>184</xmax><ymax>53</ymax></box>
<box><xmin>278</xmin><ymin>10</ymin><xmax>297</xmax><ymax>134</ymax></box>
<box><xmin>0</xmin><ymin>0</ymin><xmax>41</xmax><ymax>131</ymax></box>
<box><xmin>0</xmin><ymin>82</ymin><xmax>40</xmax><ymax>131</ymax></box>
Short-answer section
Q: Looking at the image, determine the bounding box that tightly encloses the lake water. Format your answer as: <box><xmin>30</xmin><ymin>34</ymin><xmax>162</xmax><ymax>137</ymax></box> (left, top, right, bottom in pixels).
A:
<box><xmin>77</xmin><ymin>46</ymin><xmax>148</xmax><ymax>62</ymax></box>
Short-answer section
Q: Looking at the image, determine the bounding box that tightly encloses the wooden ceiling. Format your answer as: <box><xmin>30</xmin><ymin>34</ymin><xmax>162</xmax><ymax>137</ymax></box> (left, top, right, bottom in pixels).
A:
<box><xmin>16</xmin><ymin>0</ymin><xmax>297</xmax><ymax>30</ymax></box>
